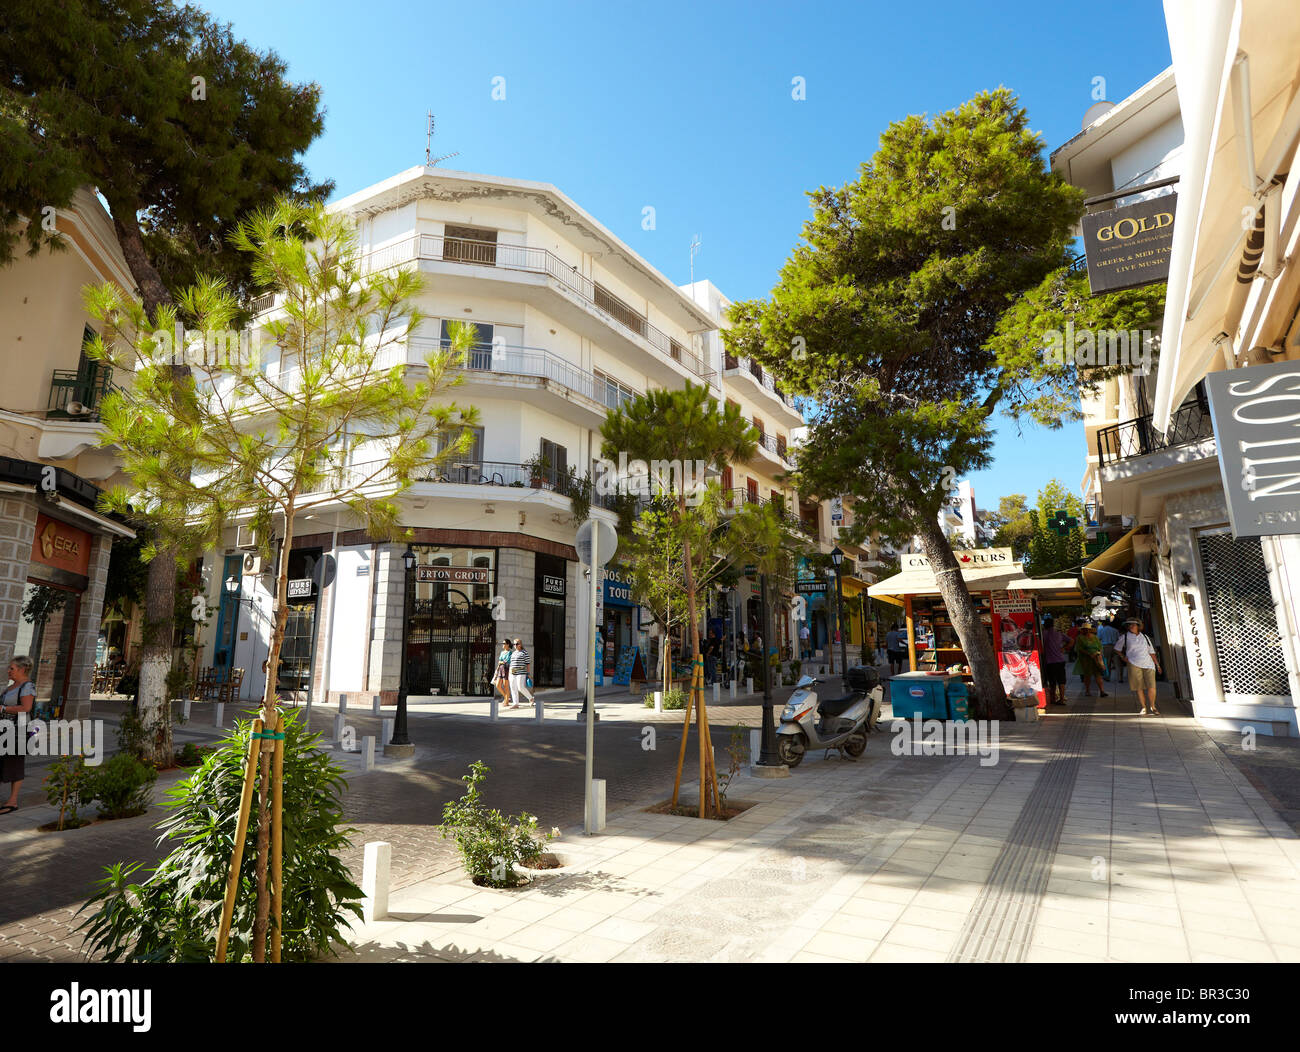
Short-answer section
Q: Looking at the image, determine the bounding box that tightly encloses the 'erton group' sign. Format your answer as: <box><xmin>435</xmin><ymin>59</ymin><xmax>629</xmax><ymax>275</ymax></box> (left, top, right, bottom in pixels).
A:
<box><xmin>1080</xmin><ymin>193</ymin><xmax>1177</xmax><ymax>294</ymax></box>
<box><xmin>1205</xmin><ymin>360</ymin><xmax>1300</xmax><ymax>538</ymax></box>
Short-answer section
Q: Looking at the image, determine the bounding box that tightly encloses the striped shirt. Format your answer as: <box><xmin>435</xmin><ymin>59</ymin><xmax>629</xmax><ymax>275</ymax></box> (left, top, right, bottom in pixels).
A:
<box><xmin>509</xmin><ymin>649</ymin><xmax>530</xmax><ymax>675</ymax></box>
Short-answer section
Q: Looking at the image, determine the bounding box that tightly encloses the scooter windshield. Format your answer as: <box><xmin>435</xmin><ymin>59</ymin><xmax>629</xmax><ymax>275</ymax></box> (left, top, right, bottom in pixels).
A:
<box><xmin>795</xmin><ymin>675</ymin><xmax>816</xmax><ymax>688</ymax></box>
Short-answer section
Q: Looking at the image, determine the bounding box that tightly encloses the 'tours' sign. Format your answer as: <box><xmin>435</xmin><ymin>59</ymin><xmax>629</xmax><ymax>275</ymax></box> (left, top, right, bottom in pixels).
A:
<box><xmin>1205</xmin><ymin>360</ymin><xmax>1300</xmax><ymax>538</ymax></box>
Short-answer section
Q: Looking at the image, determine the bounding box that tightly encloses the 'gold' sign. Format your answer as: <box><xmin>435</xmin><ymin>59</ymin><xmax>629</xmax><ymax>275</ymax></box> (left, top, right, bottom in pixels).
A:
<box><xmin>1080</xmin><ymin>193</ymin><xmax>1177</xmax><ymax>295</ymax></box>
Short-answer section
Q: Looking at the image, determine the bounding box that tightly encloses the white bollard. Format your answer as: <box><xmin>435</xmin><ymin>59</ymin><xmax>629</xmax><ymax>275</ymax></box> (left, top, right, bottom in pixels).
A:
<box><xmin>362</xmin><ymin>735</ymin><xmax>375</xmax><ymax>772</ymax></box>
<box><xmin>361</xmin><ymin>841</ymin><xmax>391</xmax><ymax>923</ymax></box>
<box><xmin>490</xmin><ymin>693</ymin><xmax>499</xmax><ymax>722</ymax></box>
<box><xmin>182</xmin><ymin>699</ymin><xmax>192</xmax><ymax>721</ymax></box>
<box><xmin>381</xmin><ymin>718</ymin><xmax>393</xmax><ymax>748</ymax></box>
<box><xmin>213</xmin><ymin>702</ymin><xmax>224</xmax><ymax>728</ymax></box>
<box><xmin>535</xmin><ymin>692</ymin><xmax>544</xmax><ymax>723</ymax></box>
<box><xmin>730</xmin><ymin>680</ymin><xmax>737</xmax><ymax>700</ymax></box>
<box><xmin>654</xmin><ymin>690</ymin><xmax>662</xmax><ymax>713</ymax></box>
<box><xmin>750</xmin><ymin>728</ymin><xmax>762</xmax><ymax>764</ymax></box>
<box><xmin>713</xmin><ymin>682</ymin><xmax>720</xmax><ymax>703</ymax></box>
<box><xmin>333</xmin><ymin>713</ymin><xmax>346</xmax><ymax>746</ymax></box>
<box><xmin>586</xmin><ymin>778</ymin><xmax>607</xmax><ymax>833</ymax></box>
<box><xmin>338</xmin><ymin>693</ymin><xmax>348</xmax><ymax>714</ymax></box>
<box><xmin>746</xmin><ymin>677</ymin><xmax>753</xmax><ymax>696</ymax></box>
<box><xmin>371</xmin><ymin>695</ymin><xmax>382</xmax><ymax>716</ymax></box>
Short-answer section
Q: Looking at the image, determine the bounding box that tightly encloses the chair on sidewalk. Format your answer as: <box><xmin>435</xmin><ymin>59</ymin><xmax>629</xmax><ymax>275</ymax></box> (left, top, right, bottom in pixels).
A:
<box><xmin>218</xmin><ymin>668</ymin><xmax>244</xmax><ymax>704</ymax></box>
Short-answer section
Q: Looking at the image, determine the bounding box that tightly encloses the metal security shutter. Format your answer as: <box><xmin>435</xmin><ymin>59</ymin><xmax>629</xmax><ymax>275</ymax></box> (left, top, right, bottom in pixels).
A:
<box><xmin>1197</xmin><ymin>530</ymin><xmax>1290</xmax><ymax>698</ymax></box>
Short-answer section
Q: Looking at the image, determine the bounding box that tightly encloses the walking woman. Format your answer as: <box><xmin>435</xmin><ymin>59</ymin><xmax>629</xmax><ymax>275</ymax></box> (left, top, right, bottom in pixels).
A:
<box><xmin>494</xmin><ymin>640</ymin><xmax>512</xmax><ymax>705</ymax></box>
<box><xmin>507</xmin><ymin>638</ymin><xmax>534</xmax><ymax>710</ymax></box>
<box><xmin>1</xmin><ymin>656</ymin><xmax>36</xmax><ymax>814</ymax></box>
<box><xmin>1072</xmin><ymin>624</ymin><xmax>1109</xmax><ymax>698</ymax></box>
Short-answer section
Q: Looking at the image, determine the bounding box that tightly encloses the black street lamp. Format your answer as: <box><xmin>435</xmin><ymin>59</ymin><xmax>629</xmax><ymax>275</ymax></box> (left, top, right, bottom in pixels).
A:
<box><xmin>385</xmin><ymin>544</ymin><xmax>417</xmax><ymax>756</ymax></box>
<box><xmin>755</xmin><ymin>572</ymin><xmax>782</xmax><ymax>767</ymax></box>
<box><xmin>831</xmin><ymin>546</ymin><xmax>848</xmax><ymax>686</ymax></box>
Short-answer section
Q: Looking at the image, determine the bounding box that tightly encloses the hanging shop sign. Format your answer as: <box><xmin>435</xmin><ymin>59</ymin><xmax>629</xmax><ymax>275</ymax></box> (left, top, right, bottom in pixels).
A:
<box><xmin>603</xmin><ymin>568</ymin><xmax>634</xmax><ymax>606</ymax></box>
<box><xmin>416</xmin><ymin>566</ymin><xmax>489</xmax><ymax>584</ymax></box>
<box><xmin>1204</xmin><ymin>359</ymin><xmax>1300</xmax><ymax>538</ymax></box>
<box><xmin>831</xmin><ymin>497</ymin><xmax>843</xmax><ymax>524</ymax></box>
<box><xmin>1080</xmin><ymin>193</ymin><xmax>1177</xmax><ymax>294</ymax></box>
<box><xmin>31</xmin><ymin>513</ymin><xmax>92</xmax><ymax>577</ymax></box>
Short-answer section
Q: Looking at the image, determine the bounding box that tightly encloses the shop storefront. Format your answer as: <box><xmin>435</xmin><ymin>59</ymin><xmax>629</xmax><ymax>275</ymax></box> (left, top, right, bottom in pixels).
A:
<box><xmin>0</xmin><ymin>461</ymin><xmax>131</xmax><ymax>719</ymax></box>
<box><xmin>601</xmin><ymin>566</ymin><xmax>636</xmax><ymax>677</ymax></box>
<box><xmin>407</xmin><ymin>545</ymin><xmax>498</xmax><ymax>697</ymax></box>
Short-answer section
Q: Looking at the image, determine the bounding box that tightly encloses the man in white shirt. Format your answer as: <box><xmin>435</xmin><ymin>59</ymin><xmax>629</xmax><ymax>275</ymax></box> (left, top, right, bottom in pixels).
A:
<box><xmin>799</xmin><ymin>622</ymin><xmax>811</xmax><ymax>661</ymax></box>
<box><xmin>1096</xmin><ymin>620</ymin><xmax>1120</xmax><ymax>680</ymax></box>
<box><xmin>1113</xmin><ymin>619</ymin><xmax>1161</xmax><ymax>715</ymax></box>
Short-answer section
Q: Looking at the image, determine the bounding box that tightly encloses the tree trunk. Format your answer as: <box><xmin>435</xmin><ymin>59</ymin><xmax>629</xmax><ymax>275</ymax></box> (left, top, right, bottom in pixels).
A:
<box><xmin>136</xmin><ymin>556</ymin><xmax>175</xmax><ymax>766</ymax></box>
<box><xmin>109</xmin><ymin>200</ymin><xmax>180</xmax><ymax>767</ymax></box>
<box><xmin>913</xmin><ymin>517</ymin><xmax>1011</xmax><ymax>721</ymax></box>
<box><xmin>252</xmin><ymin>503</ymin><xmax>295</xmax><ymax>961</ymax></box>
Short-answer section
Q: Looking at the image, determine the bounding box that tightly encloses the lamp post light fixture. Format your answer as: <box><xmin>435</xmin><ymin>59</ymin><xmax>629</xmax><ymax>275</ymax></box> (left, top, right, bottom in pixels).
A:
<box><xmin>385</xmin><ymin>543</ymin><xmax>417</xmax><ymax>758</ymax></box>
<box><xmin>830</xmin><ymin>546</ymin><xmax>848</xmax><ymax>686</ymax></box>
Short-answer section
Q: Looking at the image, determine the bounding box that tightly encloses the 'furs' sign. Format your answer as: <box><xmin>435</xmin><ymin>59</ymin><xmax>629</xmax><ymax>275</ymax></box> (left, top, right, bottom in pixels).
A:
<box><xmin>1206</xmin><ymin>361</ymin><xmax>1300</xmax><ymax>539</ymax></box>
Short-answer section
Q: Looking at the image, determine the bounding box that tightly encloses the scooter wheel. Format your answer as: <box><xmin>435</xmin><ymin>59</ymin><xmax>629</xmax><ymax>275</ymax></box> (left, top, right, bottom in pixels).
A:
<box><xmin>844</xmin><ymin>731</ymin><xmax>867</xmax><ymax>758</ymax></box>
<box><xmin>777</xmin><ymin>735</ymin><xmax>806</xmax><ymax>768</ymax></box>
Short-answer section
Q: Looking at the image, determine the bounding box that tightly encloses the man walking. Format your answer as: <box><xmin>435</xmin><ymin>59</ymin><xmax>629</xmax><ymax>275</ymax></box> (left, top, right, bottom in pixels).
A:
<box><xmin>1113</xmin><ymin>618</ymin><xmax>1162</xmax><ymax>715</ymax></box>
<box><xmin>799</xmin><ymin>621</ymin><xmax>811</xmax><ymax>661</ymax></box>
<box><xmin>506</xmin><ymin>638</ymin><xmax>533</xmax><ymax>710</ymax></box>
<box><xmin>1040</xmin><ymin>615</ymin><xmax>1069</xmax><ymax>707</ymax></box>
<box><xmin>885</xmin><ymin>623</ymin><xmax>905</xmax><ymax>676</ymax></box>
<box><xmin>1096</xmin><ymin>619</ymin><xmax>1119</xmax><ymax>680</ymax></box>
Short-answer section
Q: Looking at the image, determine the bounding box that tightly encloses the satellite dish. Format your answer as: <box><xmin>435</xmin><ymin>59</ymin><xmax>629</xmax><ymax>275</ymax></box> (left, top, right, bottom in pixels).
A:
<box><xmin>575</xmin><ymin>519</ymin><xmax>617</xmax><ymax>568</ymax></box>
<box><xmin>65</xmin><ymin>401</ymin><xmax>91</xmax><ymax>416</ymax></box>
<box><xmin>1082</xmin><ymin>101</ymin><xmax>1115</xmax><ymax>130</ymax></box>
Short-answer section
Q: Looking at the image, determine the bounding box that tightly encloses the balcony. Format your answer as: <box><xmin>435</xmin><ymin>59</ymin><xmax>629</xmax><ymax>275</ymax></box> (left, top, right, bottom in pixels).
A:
<box><xmin>47</xmin><ymin>368</ymin><xmax>117</xmax><ymax>420</ymax></box>
<box><xmin>722</xmin><ymin>352</ymin><xmax>797</xmax><ymax>411</ymax></box>
<box><xmin>288</xmin><ymin>234</ymin><xmax>717</xmax><ymax>385</ymax></box>
<box><xmin>1094</xmin><ymin>398</ymin><xmax>1219</xmax><ymax>521</ymax></box>
<box><xmin>1096</xmin><ymin>399</ymin><xmax>1215</xmax><ymax>466</ymax></box>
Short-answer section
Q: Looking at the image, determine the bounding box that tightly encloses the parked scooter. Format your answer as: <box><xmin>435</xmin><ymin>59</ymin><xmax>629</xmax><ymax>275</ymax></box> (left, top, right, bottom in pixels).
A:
<box><xmin>776</xmin><ymin>665</ymin><xmax>883</xmax><ymax>768</ymax></box>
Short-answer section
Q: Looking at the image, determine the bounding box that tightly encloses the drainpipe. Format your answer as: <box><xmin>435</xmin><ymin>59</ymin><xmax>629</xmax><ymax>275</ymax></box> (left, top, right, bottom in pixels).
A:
<box><xmin>361</xmin><ymin>540</ymin><xmax>378</xmax><ymax>690</ymax></box>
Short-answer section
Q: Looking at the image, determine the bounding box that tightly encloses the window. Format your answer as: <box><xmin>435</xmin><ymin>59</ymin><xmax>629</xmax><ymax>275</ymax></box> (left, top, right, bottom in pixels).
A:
<box><xmin>594</xmin><ymin>370</ymin><xmax>636</xmax><ymax>410</ymax></box>
<box><xmin>435</xmin><ymin>426</ymin><xmax>485</xmax><ymax>482</ymax></box>
<box><xmin>443</xmin><ymin>224</ymin><xmax>497</xmax><ymax>265</ymax></box>
<box><xmin>473</xmin><ymin>555</ymin><xmax>491</xmax><ymax>603</ymax></box>
<box><xmin>593</xmin><ymin>283</ymin><xmax>647</xmax><ymax>338</ymax></box>
<box><xmin>440</xmin><ymin>319</ymin><xmax>494</xmax><ymax>369</ymax></box>
<box><xmin>539</xmin><ymin>439</ymin><xmax>567</xmax><ymax>488</ymax></box>
<box><xmin>669</xmin><ymin>338</ymin><xmax>683</xmax><ymax>362</ymax></box>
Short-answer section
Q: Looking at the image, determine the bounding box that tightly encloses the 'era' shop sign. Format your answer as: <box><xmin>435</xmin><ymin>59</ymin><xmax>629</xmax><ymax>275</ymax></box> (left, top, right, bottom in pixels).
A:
<box><xmin>31</xmin><ymin>513</ymin><xmax>92</xmax><ymax>577</ymax></box>
<box><xmin>1205</xmin><ymin>359</ymin><xmax>1300</xmax><ymax>539</ymax></box>
<box><xmin>1080</xmin><ymin>194</ymin><xmax>1177</xmax><ymax>295</ymax></box>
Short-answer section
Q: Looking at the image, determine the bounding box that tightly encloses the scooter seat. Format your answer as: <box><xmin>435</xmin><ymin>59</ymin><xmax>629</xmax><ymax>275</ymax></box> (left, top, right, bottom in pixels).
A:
<box><xmin>818</xmin><ymin>692</ymin><xmax>862</xmax><ymax>717</ymax></box>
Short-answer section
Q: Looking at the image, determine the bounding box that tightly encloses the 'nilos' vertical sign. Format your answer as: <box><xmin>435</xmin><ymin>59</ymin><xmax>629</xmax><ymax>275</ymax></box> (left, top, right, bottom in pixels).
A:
<box><xmin>1205</xmin><ymin>360</ymin><xmax>1300</xmax><ymax>538</ymax></box>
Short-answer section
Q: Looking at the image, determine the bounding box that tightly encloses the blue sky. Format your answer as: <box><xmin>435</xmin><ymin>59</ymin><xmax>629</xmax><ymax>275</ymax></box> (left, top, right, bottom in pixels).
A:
<box><xmin>202</xmin><ymin>0</ymin><xmax>1173</xmax><ymax>513</ymax></box>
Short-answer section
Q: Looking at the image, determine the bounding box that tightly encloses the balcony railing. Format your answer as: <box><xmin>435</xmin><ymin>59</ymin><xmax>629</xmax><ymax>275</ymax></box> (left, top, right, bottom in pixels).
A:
<box><xmin>754</xmin><ymin>431</ymin><xmax>794</xmax><ymax>465</ymax></box>
<box><xmin>1096</xmin><ymin>399</ymin><xmax>1215</xmax><ymax>467</ymax></box>
<box><xmin>410</xmin><ymin>338</ymin><xmax>641</xmax><ymax>412</ymax></box>
<box><xmin>351</xmin><ymin>234</ymin><xmax>715</xmax><ymax>383</ymax></box>
<box><xmin>47</xmin><ymin>368</ymin><xmax>117</xmax><ymax>420</ymax></box>
<box><xmin>723</xmin><ymin>352</ymin><xmax>795</xmax><ymax>407</ymax></box>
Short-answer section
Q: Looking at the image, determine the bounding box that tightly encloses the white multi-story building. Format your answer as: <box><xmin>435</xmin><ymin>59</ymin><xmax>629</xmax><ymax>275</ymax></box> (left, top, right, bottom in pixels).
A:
<box><xmin>203</xmin><ymin>166</ymin><xmax>722</xmax><ymax>702</ymax></box>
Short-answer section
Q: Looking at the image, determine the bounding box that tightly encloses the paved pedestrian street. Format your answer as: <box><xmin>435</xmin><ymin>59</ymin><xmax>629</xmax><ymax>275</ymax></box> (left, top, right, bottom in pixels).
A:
<box><xmin>5</xmin><ymin>679</ymin><xmax>1300</xmax><ymax>964</ymax></box>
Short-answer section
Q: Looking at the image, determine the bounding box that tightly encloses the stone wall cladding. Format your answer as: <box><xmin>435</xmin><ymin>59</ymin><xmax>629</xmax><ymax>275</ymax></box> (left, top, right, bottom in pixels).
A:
<box><xmin>0</xmin><ymin>498</ymin><xmax>39</xmax><ymax>660</ymax></box>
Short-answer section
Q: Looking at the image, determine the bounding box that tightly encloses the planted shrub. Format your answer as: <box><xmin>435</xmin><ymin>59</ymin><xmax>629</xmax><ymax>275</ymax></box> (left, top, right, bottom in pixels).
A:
<box><xmin>441</xmin><ymin>761</ymin><xmax>552</xmax><ymax>888</ymax></box>
<box><xmin>176</xmin><ymin>742</ymin><xmax>205</xmax><ymax>767</ymax></box>
<box><xmin>44</xmin><ymin>754</ymin><xmax>92</xmax><ymax>830</ymax></box>
<box><xmin>78</xmin><ymin>712</ymin><xmax>363</xmax><ymax>962</ymax></box>
<box><xmin>86</xmin><ymin>753</ymin><xmax>157</xmax><ymax>819</ymax></box>
<box><xmin>642</xmin><ymin>686</ymin><xmax>688</xmax><ymax>710</ymax></box>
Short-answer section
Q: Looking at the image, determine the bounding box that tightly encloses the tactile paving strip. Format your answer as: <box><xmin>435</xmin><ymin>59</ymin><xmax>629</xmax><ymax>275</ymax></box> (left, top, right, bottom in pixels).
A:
<box><xmin>948</xmin><ymin>701</ymin><xmax>1094</xmax><ymax>962</ymax></box>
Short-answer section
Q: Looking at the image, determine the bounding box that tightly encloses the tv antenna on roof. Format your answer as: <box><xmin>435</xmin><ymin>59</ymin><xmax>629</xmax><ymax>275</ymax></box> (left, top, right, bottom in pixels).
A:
<box><xmin>689</xmin><ymin>234</ymin><xmax>702</xmax><ymax>286</ymax></box>
<box><xmin>426</xmin><ymin>112</ymin><xmax>460</xmax><ymax>167</ymax></box>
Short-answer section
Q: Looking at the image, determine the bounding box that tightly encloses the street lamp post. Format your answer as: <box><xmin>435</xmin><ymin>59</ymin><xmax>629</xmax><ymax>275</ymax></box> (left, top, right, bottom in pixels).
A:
<box><xmin>385</xmin><ymin>544</ymin><xmax>417</xmax><ymax>758</ymax></box>
<box><xmin>756</xmin><ymin>572</ymin><xmax>782</xmax><ymax>767</ymax></box>
<box><xmin>831</xmin><ymin>546</ymin><xmax>849</xmax><ymax>685</ymax></box>
<box><xmin>223</xmin><ymin>575</ymin><xmax>242</xmax><ymax>693</ymax></box>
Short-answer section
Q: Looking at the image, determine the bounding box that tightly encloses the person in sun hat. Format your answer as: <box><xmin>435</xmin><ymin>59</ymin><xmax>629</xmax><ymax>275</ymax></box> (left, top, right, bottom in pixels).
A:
<box><xmin>1113</xmin><ymin>618</ymin><xmax>1162</xmax><ymax>715</ymax></box>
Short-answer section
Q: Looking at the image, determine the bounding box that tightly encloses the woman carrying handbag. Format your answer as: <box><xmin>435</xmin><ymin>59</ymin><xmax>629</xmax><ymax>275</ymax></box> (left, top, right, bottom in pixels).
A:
<box><xmin>1</xmin><ymin>655</ymin><xmax>37</xmax><ymax>814</ymax></box>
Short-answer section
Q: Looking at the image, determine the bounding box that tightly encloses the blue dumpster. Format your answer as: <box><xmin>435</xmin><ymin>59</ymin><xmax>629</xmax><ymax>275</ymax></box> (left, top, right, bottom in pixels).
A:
<box><xmin>889</xmin><ymin>673</ymin><xmax>950</xmax><ymax>720</ymax></box>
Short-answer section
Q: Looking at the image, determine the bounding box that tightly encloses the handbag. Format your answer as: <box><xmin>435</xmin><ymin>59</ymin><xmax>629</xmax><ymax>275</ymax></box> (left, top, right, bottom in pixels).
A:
<box><xmin>526</xmin><ymin>676</ymin><xmax>533</xmax><ymax>689</ymax></box>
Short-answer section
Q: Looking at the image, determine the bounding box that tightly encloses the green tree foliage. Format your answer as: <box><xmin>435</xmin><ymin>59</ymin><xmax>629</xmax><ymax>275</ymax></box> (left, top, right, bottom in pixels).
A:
<box><xmin>727</xmin><ymin>89</ymin><xmax>1084</xmax><ymax>717</ymax></box>
<box><xmin>78</xmin><ymin>714</ymin><xmax>362</xmax><ymax>963</ymax></box>
<box><xmin>985</xmin><ymin>494</ymin><xmax>1036</xmax><ymax>561</ymax></box>
<box><xmin>1025</xmin><ymin>480</ymin><xmax>1086</xmax><ymax>578</ymax></box>
<box><xmin>85</xmin><ymin>198</ymin><xmax>478</xmax><ymax>961</ymax></box>
<box><xmin>0</xmin><ymin>0</ymin><xmax>329</xmax><ymax>307</ymax></box>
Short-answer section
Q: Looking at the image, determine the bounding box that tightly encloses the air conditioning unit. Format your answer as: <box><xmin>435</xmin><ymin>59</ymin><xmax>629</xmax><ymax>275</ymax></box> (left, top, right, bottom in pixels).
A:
<box><xmin>236</xmin><ymin>525</ymin><xmax>260</xmax><ymax>550</ymax></box>
<box><xmin>242</xmin><ymin>552</ymin><xmax>265</xmax><ymax>575</ymax></box>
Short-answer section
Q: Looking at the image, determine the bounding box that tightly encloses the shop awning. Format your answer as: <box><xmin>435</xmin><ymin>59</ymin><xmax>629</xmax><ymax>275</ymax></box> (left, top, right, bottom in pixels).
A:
<box><xmin>1154</xmin><ymin>0</ymin><xmax>1300</xmax><ymax>431</ymax></box>
<box><xmin>867</xmin><ymin>564</ymin><xmax>1024</xmax><ymax>600</ymax></box>
<box><xmin>1081</xmin><ymin>526</ymin><xmax>1142</xmax><ymax>591</ymax></box>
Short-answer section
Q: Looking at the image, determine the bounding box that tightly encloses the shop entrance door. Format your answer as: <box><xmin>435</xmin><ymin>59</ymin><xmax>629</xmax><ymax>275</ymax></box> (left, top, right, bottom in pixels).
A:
<box><xmin>406</xmin><ymin>589</ymin><xmax>496</xmax><ymax>696</ymax></box>
<box><xmin>1196</xmin><ymin>529</ymin><xmax>1292</xmax><ymax>701</ymax></box>
<box><xmin>15</xmin><ymin>580</ymin><xmax>80</xmax><ymax>718</ymax></box>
